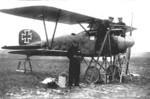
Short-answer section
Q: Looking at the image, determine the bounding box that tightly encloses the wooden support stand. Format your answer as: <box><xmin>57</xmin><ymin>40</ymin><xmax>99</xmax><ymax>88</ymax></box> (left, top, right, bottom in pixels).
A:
<box><xmin>16</xmin><ymin>56</ymin><xmax>33</xmax><ymax>73</ymax></box>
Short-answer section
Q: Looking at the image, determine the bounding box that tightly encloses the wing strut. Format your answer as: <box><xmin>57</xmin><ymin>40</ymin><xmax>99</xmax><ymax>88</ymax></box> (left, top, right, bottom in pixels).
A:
<box><xmin>42</xmin><ymin>13</ymin><xmax>49</xmax><ymax>49</ymax></box>
<box><xmin>77</xmin><ymin>21</ymin><xmax>89</xmax><ymax>35</ymax></box>
<box><xmin>50</xmin><ymin>9</ymin><xmax>61</xmax><ymax>49</ymax></box>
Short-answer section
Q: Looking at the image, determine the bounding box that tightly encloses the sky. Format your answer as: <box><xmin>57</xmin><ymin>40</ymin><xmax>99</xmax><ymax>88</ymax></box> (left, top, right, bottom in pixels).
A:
<box><xmin>0</xmin><ymin>0</ymin><xmax>149</xmax><ymax>53</ymax></box>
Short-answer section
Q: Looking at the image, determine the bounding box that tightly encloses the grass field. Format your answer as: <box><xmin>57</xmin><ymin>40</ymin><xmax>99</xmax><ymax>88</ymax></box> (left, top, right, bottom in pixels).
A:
<box><xmin>0</xmin><ymin>52</ymin><xmax>88</xmax><ymax>98</ymax></box>
<box><xmin>0</xmin><ymin>51</ymin><xmax>150</xmax><ymax>98</ymax></box>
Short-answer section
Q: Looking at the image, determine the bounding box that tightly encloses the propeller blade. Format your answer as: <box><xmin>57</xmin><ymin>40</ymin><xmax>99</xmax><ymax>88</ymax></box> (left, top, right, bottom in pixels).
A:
<box><xmin>125</xmin><ymin>13</ymin><xmax>133</xmax><ymax>74</ymax></box>
<box><xmin>125</xmin><ymin>47</ymin><xmax>131</xmax><ymax>74</ymax></box>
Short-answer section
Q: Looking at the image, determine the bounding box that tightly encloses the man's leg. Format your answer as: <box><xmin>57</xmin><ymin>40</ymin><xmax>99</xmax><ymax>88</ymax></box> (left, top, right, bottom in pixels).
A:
<box><xmin>68</xmin><ymin>72</ymin><xmax>73</xmax><ymax>86</ymax></box>
<box><xmin>74</xmin><ymin>72</ymin><xmax>80</xmax><ymax>86</ymax></box>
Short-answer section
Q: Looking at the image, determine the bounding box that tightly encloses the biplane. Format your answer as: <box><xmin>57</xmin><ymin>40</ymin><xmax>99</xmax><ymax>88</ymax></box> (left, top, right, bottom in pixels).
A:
<box><xmin>0</xmin><ymin>6</ymin><xmax>136</xmax><ymax>83</ymax></box>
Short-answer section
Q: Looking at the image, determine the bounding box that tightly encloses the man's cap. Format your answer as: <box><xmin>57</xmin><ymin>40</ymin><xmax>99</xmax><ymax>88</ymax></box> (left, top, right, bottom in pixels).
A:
<box><xmin>109</xmin><ymin>16</ymin><xmax>114</xmax><ymax>19</ymax></box>
<box><xmin>118</xmin><ymin>17</ymin><xmax>123</xmax><ymax>19</ymax></box>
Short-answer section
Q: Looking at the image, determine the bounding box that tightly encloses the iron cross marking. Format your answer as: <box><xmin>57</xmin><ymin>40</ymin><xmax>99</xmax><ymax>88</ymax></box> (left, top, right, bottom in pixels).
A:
<box><xmin>21</xmin><ymin>30</ymin><xmax>32</xmax><ymax>43</ymax></box>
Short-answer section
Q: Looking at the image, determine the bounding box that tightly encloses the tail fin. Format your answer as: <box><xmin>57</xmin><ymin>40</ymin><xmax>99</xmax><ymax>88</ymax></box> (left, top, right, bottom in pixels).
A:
<box><xmin>19</xmin><ymin>29</ymin><xmax>41</xmax><ymax>45</ymax></box>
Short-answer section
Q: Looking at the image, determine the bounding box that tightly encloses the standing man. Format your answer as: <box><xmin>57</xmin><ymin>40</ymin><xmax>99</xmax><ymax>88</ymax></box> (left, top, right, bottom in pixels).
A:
<box><xmin>105</xmin><ymin>16</ymin><xmax>115</xmax><ymax>29</ymax></box>
<box><xmin>116</xmin><ymin>17</ymin><xmax>127</xmax><ymax>37</ymax></box>
<box><xmin>94</xmin><ymin>16</ymin><xmax>114</xmax><ymax>52</ymax></box>
<box><xmin>117</xmin><ymin>17</ymin><xmax>126</xmax><ymax>25</ymax></box>
<box><xmin>67</xmin><ymin>41</ymin><xmax>81</xmax><ymax>88</ymax></box>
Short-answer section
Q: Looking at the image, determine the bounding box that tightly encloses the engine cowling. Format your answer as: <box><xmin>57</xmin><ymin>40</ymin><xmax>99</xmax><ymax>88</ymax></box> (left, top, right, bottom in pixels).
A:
<box><xmin>112</xmin><ymin>35</ymin><xmax>135</xmax><ymax>50</ymax></box>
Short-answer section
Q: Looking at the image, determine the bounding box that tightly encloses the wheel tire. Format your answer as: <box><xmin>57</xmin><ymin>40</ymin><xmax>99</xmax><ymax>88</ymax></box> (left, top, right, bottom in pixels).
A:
<box><xmin>84</xmin><ymin>66</ymin><xmax>99</xmax><ymax>84</ymax></box>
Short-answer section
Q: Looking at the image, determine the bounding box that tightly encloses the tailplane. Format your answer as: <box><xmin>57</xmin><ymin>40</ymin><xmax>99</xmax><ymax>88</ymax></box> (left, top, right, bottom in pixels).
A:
<box><xmin>19</xmin><ymin>29</ymin><xmax>41</xmax><ymax>45</ymax></box>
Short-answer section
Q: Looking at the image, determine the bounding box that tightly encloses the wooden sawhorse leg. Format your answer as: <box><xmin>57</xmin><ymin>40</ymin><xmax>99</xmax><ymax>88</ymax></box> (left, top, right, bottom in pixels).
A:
<box><xmin>16</xmin><ymin>58</ymin><xmax>33</xmax><ymax>73</ymax></box>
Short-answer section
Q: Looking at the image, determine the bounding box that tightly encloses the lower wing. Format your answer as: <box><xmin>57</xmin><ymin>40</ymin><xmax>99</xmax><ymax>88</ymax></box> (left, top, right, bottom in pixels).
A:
<box><xmin>8</xmin><ymin>49</ymin><xmax>67</xmax><ymax>56</ymax></box>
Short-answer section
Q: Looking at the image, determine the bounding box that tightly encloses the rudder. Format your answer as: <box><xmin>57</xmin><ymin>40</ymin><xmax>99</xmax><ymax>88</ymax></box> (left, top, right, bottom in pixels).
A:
<box><xmin>19</xmin><ymin>29</ymin><xmax>41</xmax><ymax>45</ymax></box>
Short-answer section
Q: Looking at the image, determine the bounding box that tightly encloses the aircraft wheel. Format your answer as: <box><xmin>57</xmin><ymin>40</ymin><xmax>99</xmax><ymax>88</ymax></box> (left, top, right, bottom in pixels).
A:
<box><xmin>84</xmin><ymin>66</ymin><xmax>99</xmax><ymax>84</ymax></box>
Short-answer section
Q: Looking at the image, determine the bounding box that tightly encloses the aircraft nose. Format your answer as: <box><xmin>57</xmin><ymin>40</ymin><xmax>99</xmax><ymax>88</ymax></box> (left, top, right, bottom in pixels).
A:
<box><xmin>112</xmin><ymin>35</ymin><xmax>135</xmax><ymax>50</ymax></box>
<box><xmin>124</xmin><ymin>36</ymin><xmax>135</xmax><ymax>48</ymax></box>
<box><xmin>117</xmin><ymin>36</ymin><xmax>135</xmax><ymax>50</ymax></box>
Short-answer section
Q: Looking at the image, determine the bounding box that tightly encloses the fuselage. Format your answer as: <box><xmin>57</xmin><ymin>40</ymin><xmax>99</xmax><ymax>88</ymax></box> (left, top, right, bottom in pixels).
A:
<box><xmin>2</xmin><ymin>29</ymin><xmax>135</xmax><ymax>57</ymax></box>
<box><xmin>38</xmin><ymin>29</ymin><xmax>135</xmax><ymax>56</ymax></box>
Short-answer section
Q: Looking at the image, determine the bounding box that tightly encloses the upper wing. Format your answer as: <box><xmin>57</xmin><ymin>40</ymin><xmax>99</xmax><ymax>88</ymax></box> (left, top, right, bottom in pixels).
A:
<box><xmin>126</xmin><ymin>25</ymin><xmax>137</xmax><ymax>32</ymax></box>
<box><xmin>0</xmin><ymin>6</ymin><xmax>136</xmax><ymax>30</ymax></box>
<box><xmin>0</xmin><ymin>6</ymin><xmax>100</xmax><ymax>24</ymax></box>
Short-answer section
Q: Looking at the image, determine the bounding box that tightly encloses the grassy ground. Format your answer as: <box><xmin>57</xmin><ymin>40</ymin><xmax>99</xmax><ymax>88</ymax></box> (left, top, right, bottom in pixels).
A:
<box><xmin>0</xmin><ymin>53</ymin><xmax>88</xmax><ymax>97</ymax></box>
<box><xmin>0</xmin><ymin>52</ymin><xmax>150</xmax><ymax>98</ymax></box>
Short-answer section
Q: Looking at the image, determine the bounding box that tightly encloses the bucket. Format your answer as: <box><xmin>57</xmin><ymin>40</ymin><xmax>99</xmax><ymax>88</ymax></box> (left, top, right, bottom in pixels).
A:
<box><xmin>57</xmin><ymin>72</ymin><xmax>68</xmax><ymax>88</ymax></box>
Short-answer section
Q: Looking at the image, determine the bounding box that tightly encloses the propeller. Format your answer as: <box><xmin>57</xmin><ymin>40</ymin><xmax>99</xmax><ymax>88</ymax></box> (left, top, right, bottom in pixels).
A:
<box><xmin>125</xmin><ymin>13</ymin><xmax>133</xmax><ymax>74</ymax></box>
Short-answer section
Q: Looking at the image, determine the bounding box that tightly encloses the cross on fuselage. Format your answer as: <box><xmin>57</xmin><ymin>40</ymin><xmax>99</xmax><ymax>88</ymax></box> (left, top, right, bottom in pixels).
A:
<box><xmin>21</xmin><ymin>30</ymin><xmax>32</xmax><ymax>43</ymax></box>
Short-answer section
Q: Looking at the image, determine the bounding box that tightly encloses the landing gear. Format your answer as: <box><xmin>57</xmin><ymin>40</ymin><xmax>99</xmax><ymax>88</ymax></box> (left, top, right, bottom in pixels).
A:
<box><xmin>83</xmin><ymin>56</ymin><xmax>111</xmax><ymax>84</ymax></box>
<box><xmin>83</xmin><ymin>54</ymin><xmax>129</xmax><ymax>84</ymax></box>
<box><xmin>83</xmin><ymin>29</ymin><xmax>131</xmax><ymax>84</ymax></box>
<box><xmin>84</xmin><ymin>66</ymin><xmax>100</xmax><ymax>83</ymax></box>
